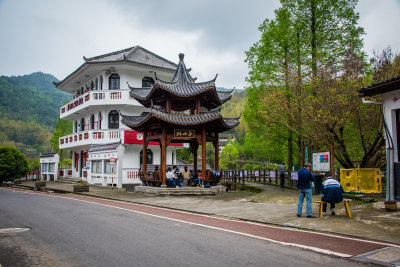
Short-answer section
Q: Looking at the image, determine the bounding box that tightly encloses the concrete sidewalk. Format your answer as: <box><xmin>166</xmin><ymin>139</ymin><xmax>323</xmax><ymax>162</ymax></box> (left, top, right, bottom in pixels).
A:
<box><xmin>15</xmin><ymin>181</ymin><xmax>400</xmax><ymax>244</ymax></box>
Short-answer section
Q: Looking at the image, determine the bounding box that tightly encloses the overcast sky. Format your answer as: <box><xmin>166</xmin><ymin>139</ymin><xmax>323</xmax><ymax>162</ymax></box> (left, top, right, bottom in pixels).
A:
<box><xmin>0</xmin><ymin>0</ymin><xmax>399</xmax><ymax>88</ymax></box>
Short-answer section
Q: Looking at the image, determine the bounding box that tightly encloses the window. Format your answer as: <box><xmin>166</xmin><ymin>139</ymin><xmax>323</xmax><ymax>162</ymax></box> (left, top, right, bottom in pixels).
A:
<box><xmin>142</xmin><ymin>77</ymin><xmax>155</xmax><ymax>87</ymax></box>
<box><xmin>140</xmin><ymin>149</ymin><xmax>153</xmax><ymax>165</ymax></box>
<box><xmin>98</xmin><ymin>112</ymin><xmax>102</xmax><ymax>129</ymax></box>
<box><xmin>90</xmin><ymin>114</ymin><xmax>95</xmax><ymax>130</ymax></box>
<box><xmin>92</xmin><ymin>161</ymin><xmax>102</xmax><ymax>174</ymax></box>
<box><xmin>100</xmin><ymin>76</ymin><xmax>103</xmax><ymax>90</ymax></box>
<box><xmin>95</xmin><ymin>78</ymin><xmax>98</xmax><ymax>90</ymax></box>
<box><xmin>104</xmin><ymin>160</ymin><xmax>116</xmax><ymax>174</ymax></box>
<box><xmin>108</xmin><ymin>110</ymin><xmax>119</xmax><ymax>129</ymax></box>
<box><xmin>74</xmin><ymin>121</ymin><xmax>78</xmax><ymax>133</ymax></box>
<box><xmin>49</xmin><ymin>163</ymin><xmax>55</xmax><ymax>172</ymax></box>
<box><xmin>90</xmin><ymin>81</ymin><xmax>94</xmax><ymax>91</ymax></box>
<box><xmin>109</xmin><ymin>74</ymin><xmax>120</xmax><ymax>89</ymax></box>
<box><xmin>41</xmin><ymin>163</ymin><xmax>48</xmax><ymax>172</ymax></box>
<box><xmin>81</xmin><ymin>118</ymin><xmax>85</xmax><ymax>131</ymax></box>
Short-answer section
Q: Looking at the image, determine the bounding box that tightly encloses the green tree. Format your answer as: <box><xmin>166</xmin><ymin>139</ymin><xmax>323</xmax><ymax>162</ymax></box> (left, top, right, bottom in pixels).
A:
<box><xmin>176</xmin><ymin>147</ymin><xmax>193</xmax><ymax>163</ymax></box>
<box><xmin>245</xmin><ymin>0</ymin><xmax>382</xmax><ymax>168</ymax></box>
<box><xmin>29</xmin><ymin>158</ymin><xmax>40</xmax><ymax>172</ymax></box>
<box><xmin>220</xmin><ymin>144</ymin><xmax>239</xmax><ymax>169</ymax></box>
<box><xmin>59</xmin><ymin>158</ymin><xmax>72</xmax><ymax>169</ymax></box>
<box><xmin>50</xmin><ymin>118</ymin><xmax>72</xmax><ymax>160</ymax></box>
<box><xmin>0</xmin><ymin>146</ymin><xmax>29</xmax><ymax>183</ymax></box>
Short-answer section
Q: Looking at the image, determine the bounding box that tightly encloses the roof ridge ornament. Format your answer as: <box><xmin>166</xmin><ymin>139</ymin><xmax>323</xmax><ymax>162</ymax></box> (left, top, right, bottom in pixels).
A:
<box><xmin>213</xmin><ymin>74</ymin><xmax>218</xmax><ymax>82</ymax></box>
<box><xmin>179</xmin><ymin>53</ymin><xmax>184</xmax><ymax>61</ymax></box>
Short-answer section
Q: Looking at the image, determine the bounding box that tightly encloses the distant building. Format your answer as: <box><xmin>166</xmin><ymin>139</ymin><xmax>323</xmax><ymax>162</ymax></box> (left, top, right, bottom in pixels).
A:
<box><xmin>40</xmin><ymin>152</ymin><xmax>59</xmax><ymax>181</ymax></box>
<box><xmin>54</xmin><ymin>46</ymin><xmax>183</xmax><ymax>188</ymax></box>
<box><xmin>219</xmin><ymin>134</ymin><xmax>236</xmax><ymax>154</ymax></box>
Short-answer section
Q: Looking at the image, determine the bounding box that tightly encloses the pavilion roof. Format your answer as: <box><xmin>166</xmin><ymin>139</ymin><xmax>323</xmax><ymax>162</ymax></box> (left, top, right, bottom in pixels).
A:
<box><xmin>128</xmin><ymin>54</ymin><xmax>233</xmax><ymax>109</ymax></box>
<box><xmin>121</xmin><ymin>106</ymin><xmax>240</xmax><ymax>133</ymax></box>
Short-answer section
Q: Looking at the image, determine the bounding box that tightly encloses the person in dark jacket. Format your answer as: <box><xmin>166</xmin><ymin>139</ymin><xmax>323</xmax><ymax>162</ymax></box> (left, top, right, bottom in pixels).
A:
<box><xmin>297</xmin><ymin>162</ymin><xmax>315</xmax><ymax>218</ymax></box>
<box><xmin>278</xmin><ymin>162</ymin><xmax>285</xmax><ymax>188</ymax></box>
<box><xmin>320</xmin><ymin>172</ymin><xmax>343</xmax><ymax>216</ymax></box>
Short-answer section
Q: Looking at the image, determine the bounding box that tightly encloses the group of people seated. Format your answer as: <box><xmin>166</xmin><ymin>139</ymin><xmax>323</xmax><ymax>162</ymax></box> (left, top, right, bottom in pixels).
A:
<box><xmin>149</xmin><ymin>165</ymin><xmax>220</xmax><ymax>188</ymax></box>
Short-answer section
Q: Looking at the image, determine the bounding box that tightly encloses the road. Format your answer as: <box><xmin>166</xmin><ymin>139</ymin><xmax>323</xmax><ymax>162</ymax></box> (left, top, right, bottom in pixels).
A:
<box><xmin>0</xmin><ymin>188</ymin><xmax>384</xmax><ymax>266</ymax></box>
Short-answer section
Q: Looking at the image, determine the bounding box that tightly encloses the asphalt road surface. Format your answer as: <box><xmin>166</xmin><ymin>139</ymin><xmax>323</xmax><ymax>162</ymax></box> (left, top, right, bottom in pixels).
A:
<box><xmin>0</xmin><ymin>188</ymin><xmax>381</xmax><ymax>266</ymax></box>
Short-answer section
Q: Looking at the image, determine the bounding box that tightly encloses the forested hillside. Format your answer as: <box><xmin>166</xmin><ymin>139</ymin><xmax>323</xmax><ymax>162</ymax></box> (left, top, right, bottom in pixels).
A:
<box><xmin>0</xmin><ymin>72</ymin><xmax>71</xmax><ymax>158</ymax></box>
<box><xmin>221</xmin><ymin>90</ymin><xmax>247</xmax><ymax>140</ymax></box>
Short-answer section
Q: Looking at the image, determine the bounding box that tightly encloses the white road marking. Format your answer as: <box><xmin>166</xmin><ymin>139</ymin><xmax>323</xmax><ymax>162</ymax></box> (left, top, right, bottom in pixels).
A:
<box><xmin>0</xmin><ymin>228</ymin><xmax>30</xmax><ymax>234</ymax></box>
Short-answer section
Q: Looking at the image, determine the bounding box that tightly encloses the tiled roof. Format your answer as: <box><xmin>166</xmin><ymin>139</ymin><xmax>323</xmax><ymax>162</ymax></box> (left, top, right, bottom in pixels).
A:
<box><xmin>358</xmin><ymin>75</ymin><xmax>400</xmax><ymax>97</ymax></box>
<box><xmin>85</xmin><ymin>46</ymin><xmax>177</xmax><ymax>71</ymax></box>
<box><xmin>40</xmin><ymin>152</ymin><xmax>57</xmax><ymax>158</ymax></box>
<box><xmin>88</xmin><ymin>142</ymin><xmax>121</xmax><ymax>153</ymax></box>
<box><xmin>55</xmin><ymin>46</ymin><xmax>177</xmax><ymax>88</ymax></box>
<box><xmin>128</xmin><ymin>54</ymin><xmax>233</xmax><ymax>108</ymax></box>
<box><xmin>121</xmin><ymin>106</ymin><xmax>240</xmax><ymax>132</ymax></box>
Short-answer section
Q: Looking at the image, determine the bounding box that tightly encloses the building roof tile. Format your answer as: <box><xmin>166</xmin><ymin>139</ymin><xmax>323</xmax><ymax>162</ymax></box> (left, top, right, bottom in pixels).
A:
<box><xmin>88</xmin><ymin>142</ymin><xmax>121</xmax><ymax>153</ymax></box>
<box><xmin>358</xmin><ymin>75</ymin><xmax>400</xmax><ymax>97</ymax></box>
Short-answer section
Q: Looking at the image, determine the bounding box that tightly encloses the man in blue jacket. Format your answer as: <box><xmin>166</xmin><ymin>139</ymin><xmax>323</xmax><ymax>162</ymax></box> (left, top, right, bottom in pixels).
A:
<box><xmin>320</xmin><ymin>172</ymin><xmax>343</xmax><ymax>216</ymax></box>
<box><xmin>297</xmin><ymin>162</ymin><xmax>316</xmax><ymax>218</ymax></box>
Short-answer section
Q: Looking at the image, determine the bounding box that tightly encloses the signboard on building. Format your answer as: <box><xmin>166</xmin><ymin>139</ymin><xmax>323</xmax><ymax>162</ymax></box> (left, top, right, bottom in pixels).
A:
<box><xmin>312</xmin><ymin>151</ymin><xmax>330</xmax><ymax>172</ymax></box>
<box><xmin>124</xmin><ymin>130</ymin><xmax>183</xmax><ymax>146</ymax></box>
<box><xmin>174</xmin><ymin>129</ymin><xmax>195</xmax><ymax>139</ymax></box>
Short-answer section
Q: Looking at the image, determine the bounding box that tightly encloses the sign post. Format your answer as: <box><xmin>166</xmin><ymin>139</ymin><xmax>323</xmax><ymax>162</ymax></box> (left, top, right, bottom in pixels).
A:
<box><xmin>110</xmin><ymin>158</ymin><xmax>116</xmax><ymax>189</ymax></box>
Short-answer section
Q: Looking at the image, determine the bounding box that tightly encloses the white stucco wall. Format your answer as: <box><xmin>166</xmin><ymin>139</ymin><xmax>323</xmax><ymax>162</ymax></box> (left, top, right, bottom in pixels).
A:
<box><xmin>383</xmin><ymin>91</ymin><xmax>400</xmax><ymax>162</ymax></box>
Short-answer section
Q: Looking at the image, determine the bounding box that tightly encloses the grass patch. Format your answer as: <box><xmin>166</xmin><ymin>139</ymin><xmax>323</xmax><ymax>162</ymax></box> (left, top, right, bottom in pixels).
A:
<box><xmin>237</xmin><ymin>184</ymin><xmax>263</xmax><ymax>194</ymax></box>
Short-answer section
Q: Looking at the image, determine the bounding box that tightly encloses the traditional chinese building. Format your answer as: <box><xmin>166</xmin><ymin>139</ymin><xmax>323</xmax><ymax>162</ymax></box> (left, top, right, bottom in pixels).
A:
<box><xmin>55</xmin><ymin>46</ymin><xmax>184</xmax><ymax>188</ymax></box>
<box><xmin>122</xmin><ymin>53</ymin><xmax>240</xmax><ymax>185</ymax></box>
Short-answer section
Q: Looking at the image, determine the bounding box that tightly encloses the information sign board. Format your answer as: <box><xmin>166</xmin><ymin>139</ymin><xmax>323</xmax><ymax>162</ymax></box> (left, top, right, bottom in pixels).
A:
<box><xmin>312</xmin><ymin>151</ymin><xmax>330</xmax><ymax>172</ymax></box>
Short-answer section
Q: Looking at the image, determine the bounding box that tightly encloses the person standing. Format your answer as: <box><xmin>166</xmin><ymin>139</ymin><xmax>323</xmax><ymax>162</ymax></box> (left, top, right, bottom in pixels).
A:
<box><xmin>182</xmin><ymin>166</ymin><xmax>190</xmax><ymax>186</ymax></box>
<box><xmin>297</xmin><ymin>162</ymin><xmax>316</xmax><ymax>218</ymax></box>
<box><xmin>321</xmin><ymin>172</ymin><xmax>343</xmax><ymax>216</ymax></box>
<box><xmin>278</xmin><ymin>162</ymin><xmax>286</xmax><ymax>188</ymax></box>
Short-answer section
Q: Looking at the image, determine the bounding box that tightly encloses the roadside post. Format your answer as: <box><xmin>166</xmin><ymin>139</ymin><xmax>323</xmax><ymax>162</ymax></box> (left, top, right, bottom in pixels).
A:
<box><xmin>110</xmin><ymin>158</ymin><xmax>116</xmax><ymax>189</ymax></box>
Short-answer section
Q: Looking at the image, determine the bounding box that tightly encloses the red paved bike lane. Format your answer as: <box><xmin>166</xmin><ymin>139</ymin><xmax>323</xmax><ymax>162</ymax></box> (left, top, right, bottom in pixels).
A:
<box><xmin>5</xmin><ymin>188</ymin><xmax>398</xmax><ymax>258</ymax></box>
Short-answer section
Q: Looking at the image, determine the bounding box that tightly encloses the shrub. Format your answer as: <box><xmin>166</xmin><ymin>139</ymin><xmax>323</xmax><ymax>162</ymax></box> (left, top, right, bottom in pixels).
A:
<box><xmin>75</xmin><ymin>181</ymin><xmax>88</xmax><ymax>186</ymax></box>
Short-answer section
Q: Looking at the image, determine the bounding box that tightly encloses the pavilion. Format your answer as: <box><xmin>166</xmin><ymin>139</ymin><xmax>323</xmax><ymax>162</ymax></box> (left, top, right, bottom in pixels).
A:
<box><xmin>122</xmin><ymin>53</ymin><xmax>240</xmax><ymax>186</ymax></box>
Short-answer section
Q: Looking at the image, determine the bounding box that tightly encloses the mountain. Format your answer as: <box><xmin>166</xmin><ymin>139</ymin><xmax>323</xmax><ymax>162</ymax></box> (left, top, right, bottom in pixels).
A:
<box><xmin>221</xmin><ymin>90</ymin><xmax>247</xmax><ymax>141</ymax></box>
<box><xmin>0</xmin><ymin>72</ymin><xmax>70</xmax><ymax>128</ymax></box>
<box><xmin>0</xmin><ymin>72</ymin><xmax>71</xmax><ymax>158</ymax></box>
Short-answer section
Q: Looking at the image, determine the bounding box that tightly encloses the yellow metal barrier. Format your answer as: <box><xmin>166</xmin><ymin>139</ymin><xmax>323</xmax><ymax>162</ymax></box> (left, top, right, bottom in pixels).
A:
<box><xmin>340</xmin><ymin>169</ymin><xmax>358</xmax><ymax>192</ymax></box>
<box><xmin>340</xmin><ymin>168</ymin><xmax>381</xmax><ymax>193</ymax></box>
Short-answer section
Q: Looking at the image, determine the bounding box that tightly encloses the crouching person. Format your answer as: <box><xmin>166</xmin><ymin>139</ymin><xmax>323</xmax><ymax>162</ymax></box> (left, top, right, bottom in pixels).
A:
<box><xmin>321</xmin><ymin>172</ymin><xmax>343</xmax><ymax>216</ymax></box>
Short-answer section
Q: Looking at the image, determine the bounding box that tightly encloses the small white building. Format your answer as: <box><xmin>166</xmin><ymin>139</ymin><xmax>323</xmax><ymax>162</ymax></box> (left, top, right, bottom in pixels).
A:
<box><xmin>55</xmin><ymin>46</ymin><xmax>183</xmax><ymax>188</ymax></box>
<box><xmin>358</xmin><ymin>75</ymin><xmax>400</xmax><ymax>201</ymax></box>
<box><xmin>40</xmin><ymin>153</ymin><xmax>60</xmax><ymax>181</ymax></box>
